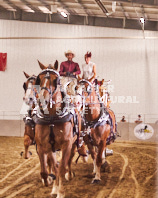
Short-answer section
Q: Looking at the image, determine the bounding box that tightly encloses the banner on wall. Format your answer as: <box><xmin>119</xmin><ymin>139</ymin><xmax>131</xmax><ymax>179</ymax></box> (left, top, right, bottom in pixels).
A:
<box><xmin>0</xmin><ymin>53</ymin><xmax>7</xmax><ymax>71</ymax></box>
<box><xmin>134</xmin><ymin>123</ymin><xmax>154</xmax><ymax>140</ymax></box>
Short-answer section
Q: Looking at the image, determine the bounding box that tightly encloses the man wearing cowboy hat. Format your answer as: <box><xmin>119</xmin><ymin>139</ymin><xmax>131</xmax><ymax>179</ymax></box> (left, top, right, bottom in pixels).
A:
<box><xmin>59</xmin><ymin>50</ymin><xmax>81</xmax><ymax>77</ymax></box>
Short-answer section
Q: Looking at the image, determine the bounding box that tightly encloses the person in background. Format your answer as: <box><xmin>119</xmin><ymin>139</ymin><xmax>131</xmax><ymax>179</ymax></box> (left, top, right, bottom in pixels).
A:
<box><xmin>135</xmin><ymin>114</ymin><xmax>143</xmax><ymax>124</ymax></box>
<box><xmin>120</xmin><ymin>116</ymin><xmax>126</xmax><ymax>122</ymax></box>
<box><xmin>59</xmin><ymin>50</ymin><xmax>81</xmax><ymax>77</ymax></box>
<box><xmin>82</xmin><ymin>52</ymin><xmax>96</xmax><ymax>83</ymax></box>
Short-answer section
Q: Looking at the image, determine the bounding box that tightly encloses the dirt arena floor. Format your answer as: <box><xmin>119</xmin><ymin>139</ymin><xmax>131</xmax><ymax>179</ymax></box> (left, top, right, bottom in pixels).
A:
<box><xmin>0</xmin><ymin>137</ymin><xmax>157</xmax><ymax>198</ymax></box>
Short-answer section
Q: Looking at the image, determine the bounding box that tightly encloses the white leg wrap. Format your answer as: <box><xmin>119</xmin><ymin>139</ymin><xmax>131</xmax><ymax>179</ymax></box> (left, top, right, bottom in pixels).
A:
<box><xmin>41</xmin><ymin>179</ymin><xmax>45</xmax><ymax>186</ymax></box>
<box><xmin>94</xmin><ymin>165</ymin><xmax>101</xmax><ymax>180</ymax></box>
<box><xmin>51</xmin><ymin>182</ymin><xmax>58</xmax><ymax>195</ymax></box>
<box><xmin>93</xmin><ymin>159</ymin><xmax>96</xmax><ymax>174</ymax></box>
<box><xmin>65</xmin><ymin>172</ymin><xmax>69</xmax><ymax>181</ymax></box>
<box><xmin>65</xmin><ymin>172</ymin><xmax>74</xmax><ymax>181</ymax></box>
<box><xmin>57</xmin><ymin>192</ymin><xmax>65</xmax><ymax>198</ymax></box>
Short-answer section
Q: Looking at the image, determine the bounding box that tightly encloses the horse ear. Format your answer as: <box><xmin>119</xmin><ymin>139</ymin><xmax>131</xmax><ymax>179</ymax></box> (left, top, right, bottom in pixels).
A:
<box><xmin>37</xmin><ymin>60</ymin><xmax>47</xmax><ymax>70</ymax></box>
<box><xmin>23</xmin><ymin>71</ymin><xmax>30</xmax><ymax>79</ymax></box>
<box><xmin>101</xmin><ymin>79</ymin><xmax>104</xmax><ymax>85</ymax></box>
<box><xmin>35</xmin><ymin>75</ymin><xmax>41</xmax><ymax>85</ymax></box>
<box><xmin>23</xmin><ymin>82</ymin><xmax>26</xmax><ymax>91</ymax></box>
<box><xmin>77</xmin><ymin>75</ymin><xmax>82</xmax><ymax>82</ymax></box>
<box><xmin>54</xmin><ymin>60</ymin><xmax>58</xmax><ymax>71</ymax></box>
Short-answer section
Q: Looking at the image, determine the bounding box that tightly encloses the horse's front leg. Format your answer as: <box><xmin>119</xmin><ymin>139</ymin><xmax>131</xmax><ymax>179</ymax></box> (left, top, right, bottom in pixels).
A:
<box><xmin>65</xmin><ymin>141</ymin><xmax>77</xmax><ymax>181</ymax></box>
<box><xmin>83</xmin><ymin>134</ymin><xmax>97</xmax><ymax>175</ymax></box>
<box><xmin>57</xmin><ymin>140</ymin><xmax>72</xmax><ymax>198</ymax></box>
<box><xmin>37</xmin><ymin>148</ymin><xmax>51</xmax><ymax>186</ymax></box>
<box><xmin>91</xmin><ymin>140</ymin><xmax>105</xmax><ymax>184</ymax></box>
<box><xmin>47</xmin><ymin>152</ymin><xmax>59</xmax><ymax>196</ymax></box>
<box><xmin>92</xmin><ymin>124</ymin><xmax>110</xmax><ymax>183</ymax></box>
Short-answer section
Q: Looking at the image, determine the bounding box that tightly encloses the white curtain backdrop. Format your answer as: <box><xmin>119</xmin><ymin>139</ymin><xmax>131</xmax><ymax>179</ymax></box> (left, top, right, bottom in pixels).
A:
<box><xmin>0</xmin><ymin>20</ymin><xmax>158</xmax><ymax>120</ymax></box>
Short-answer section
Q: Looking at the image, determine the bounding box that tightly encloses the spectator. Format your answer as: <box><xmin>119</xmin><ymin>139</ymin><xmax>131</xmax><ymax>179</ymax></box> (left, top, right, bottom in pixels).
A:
<box><xmin>135</xmin><ymin>114</ymin><xmax>143</xmax><ymax>124</ymax></box>
<box><xmin>120</xmin><ymin>116</ymin><xmax>126</xmax><ymax>122</ymax></box>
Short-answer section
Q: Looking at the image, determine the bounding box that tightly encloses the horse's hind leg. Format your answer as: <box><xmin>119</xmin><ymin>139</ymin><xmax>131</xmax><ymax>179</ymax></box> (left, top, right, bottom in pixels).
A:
<box><xmin>24</xmin><ymin>134</ymin><xmax>32</xmax><ymax>159</ymax></box>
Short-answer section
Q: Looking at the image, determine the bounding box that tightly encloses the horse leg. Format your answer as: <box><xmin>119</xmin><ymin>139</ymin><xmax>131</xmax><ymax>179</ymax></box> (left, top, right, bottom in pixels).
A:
<box><xmin>24</xmin><ymin>134</ymin><xmax>32</xmax><ymax>159</ymax></box>
<box><xmin>83</xmin><ymin>135</ymin><xmax>97</xmax><ymax>174</ymax></box>
<box><xmin>47</xmin><ymin>152</ymin><xmax>57</xmax><ymax>174</ymax></box>
<box><xmin>37</xmin><ymin>147</ymin><xmax>52</xmax><ymax>187</ymax></box>
<box><xmin>46</xmin><ymin>152</ymin><xmax>59</xmax><ymax>196</ymax></box>
<box><xmin>92</xmin><ymin>139</ymin><xmax>107</xmax><ymax>184</ymax></box>
<box><xmin>65</xmin><ymin>142</ymin><xmax>77</xmax><ymax>181</ymax></box>
<box><xmin>57</xmin><ymin>141</ymin><xmax>72</xmax><ymax>198</ymax></box>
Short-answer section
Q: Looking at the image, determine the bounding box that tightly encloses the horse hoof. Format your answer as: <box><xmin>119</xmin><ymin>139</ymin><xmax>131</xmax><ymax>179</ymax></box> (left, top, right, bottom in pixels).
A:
<box><xmin>57</xmin><ymin>192</ymin><xmax>65</xmax><ymax>198</ymax></box>
<box><xmin>51</xmin><ymin>185</ymin><xmax>58</xmax><ymax>195</ymax></box>
<box><xmin>83</xmin><ymin>156</ymin><xmax>88</xmax><ymax>163</ymax></box>
<box><xmin>91</xmin><ymin>179</ymin><xmax>101</xmax><ymax>184</ymax></box>
<box><xmin>29</xmin><ymin>151</ymin><xmax>32</xmax><ymax>155</ymax></box>
<box><xmin>65</xmin><ymin>172</ymin><xmax>75</xmax><ymax>181</ymax></box>
<box><xmin>48</xmin><ymin>176</ymin><xmax>53</xmax><ymax>185</ymax></box>
<box><xmin>49</xmin><ymin>174</ymin><xmax>56</xmax><ymax>180</ymax></box>
<box><xmin>101</xmin><ymin>161</ymin><xmax>108</xmax><ymax>172</ymax></box>
<box><xmin>41</xmin><ymin>179</ymin><xmax>45</xmax><ymax>186</ymax></box>
<box><xmin>20</xmin><ymin>151</ymin><xmax>23</xmax><ymax>157</ymax></box>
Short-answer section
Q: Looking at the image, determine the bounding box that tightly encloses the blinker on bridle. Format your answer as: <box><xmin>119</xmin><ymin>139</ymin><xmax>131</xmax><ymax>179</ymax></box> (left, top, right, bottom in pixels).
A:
<box><xmin>40</xmin><ymin>70</ymin><xmax>60</xmax><ymax>108</ymax></box>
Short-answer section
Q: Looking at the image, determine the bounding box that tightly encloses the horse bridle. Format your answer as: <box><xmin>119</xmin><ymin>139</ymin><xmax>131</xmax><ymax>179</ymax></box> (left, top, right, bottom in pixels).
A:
<box><xmin>38</xmin><ymin>69</ymin><xmax>60</xmax><ymax>108</ymax></box>
<box><xmin>24</xmin><ymin>75</ymin><xmax>38</xmax><ymax>105</ymax></box>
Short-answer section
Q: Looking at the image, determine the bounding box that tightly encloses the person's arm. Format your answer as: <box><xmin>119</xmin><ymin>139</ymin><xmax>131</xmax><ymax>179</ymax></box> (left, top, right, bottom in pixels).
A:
<box><xmin>73</xmin><ymin>63</ymin><xmax>81</xmax><ymax>75</ymax></box>
<box><xmin>59</xmin><ymin>62</ymin><xmax>66</xmax><ymax>76</ymax></box>
<box><xmin>88</xmin><ymin>64</ymin><xmax>96</xmax><ymax>82</ymax></box>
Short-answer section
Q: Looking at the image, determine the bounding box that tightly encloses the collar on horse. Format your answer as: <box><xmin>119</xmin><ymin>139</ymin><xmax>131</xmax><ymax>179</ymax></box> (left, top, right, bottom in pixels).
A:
<box><xmin>34</xmin><ymin>68</ymin><xmax>74</xmax><ymax>125</ymax></box>
<box><xmin>79</xmin><ymin>81</ymin><xmax>111</xmax><ymax>129</ymax></box>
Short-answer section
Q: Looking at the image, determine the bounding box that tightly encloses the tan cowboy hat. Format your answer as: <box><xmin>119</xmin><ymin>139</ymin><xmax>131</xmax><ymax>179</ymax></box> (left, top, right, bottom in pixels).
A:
<box><xmin>65</xmin><ymin>50</ymin><xmax>75</xmax><ymax>58</ymax></box>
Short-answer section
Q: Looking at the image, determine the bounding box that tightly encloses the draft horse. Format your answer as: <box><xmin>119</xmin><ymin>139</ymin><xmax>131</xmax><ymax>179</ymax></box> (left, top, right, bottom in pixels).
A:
<box><xmin>34</xmin><ymin>61</ymin><xmax>80</xmax><ymax>197</ymax></box>
<box><xmin>76</xmin><ymin>79</ymin><xmax>111</xmax><ymax>183</ymax></box>
<box><xmin>22</xmin><ymin>72</ymin><xmax>37</xmax><ymax>159</ymax></box>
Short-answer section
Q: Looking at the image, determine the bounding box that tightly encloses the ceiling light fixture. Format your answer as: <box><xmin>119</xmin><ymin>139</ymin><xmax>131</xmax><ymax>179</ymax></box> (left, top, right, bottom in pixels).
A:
<box><xmin>140</xmin><ymin>17</ymin><xmax>145</xmax><ymax>24</ymax></box>
<box><xmin>61</xmin><ymin>11</ymin><xmax>67</xmax><ymax>18</ymax></box>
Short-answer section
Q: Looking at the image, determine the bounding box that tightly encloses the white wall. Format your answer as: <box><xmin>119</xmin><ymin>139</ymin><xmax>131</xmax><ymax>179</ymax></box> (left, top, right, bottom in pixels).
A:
<box><xmin>0</xmin><ymin>20</ymin><xmax>158</xmax><ymax>120</ymax></box>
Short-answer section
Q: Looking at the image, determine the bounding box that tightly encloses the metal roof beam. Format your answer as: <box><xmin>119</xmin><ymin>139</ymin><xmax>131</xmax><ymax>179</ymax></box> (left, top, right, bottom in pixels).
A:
<box><xmin>118</xmin><ymin>2</ymin><xmax>128</xmax><ymax>19</ymax></box>
<box><xmin>95</xmin><ymin>0</ymin><xmax>108</xmax><ymax>16</ymax></box>
<box><xmin>3</xmin><ymin>0</ymin><xmax>19</xmax><ymax>11</ymax></box>
<box><xmin>102</xmin><ymin>0</ymin><xmax>158</xmax><ymax>6</ymax></box>
<box><xmin>56</xmin><ymin>0</ymin><xmax>76</xmax><ymax>15</ymax></box>
<box><xmin>21</xmin><ymin>0</ymin><xmax>39</xmax><ymax>12</ymax></box>
<box><xmin>75</xmin><ymin>0</ymin><xmax>90</xmax><ymax>16</ymax></box>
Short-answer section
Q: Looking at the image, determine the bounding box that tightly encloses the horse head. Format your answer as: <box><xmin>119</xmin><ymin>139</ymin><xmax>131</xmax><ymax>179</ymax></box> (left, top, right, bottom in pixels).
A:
<box><xmin>23</xmin><ymin>72</ymin><xmax>37</xmax><ymax>106</ymax></box>
<box><xmin>73</xmin><ymin>79</ymin><xmax>93</xmax><ymax>111</ymax></box>
<box><xmin>36</xmin><ymin>60</ymin><xmax>61</xmax><ymax>113</ymax></box>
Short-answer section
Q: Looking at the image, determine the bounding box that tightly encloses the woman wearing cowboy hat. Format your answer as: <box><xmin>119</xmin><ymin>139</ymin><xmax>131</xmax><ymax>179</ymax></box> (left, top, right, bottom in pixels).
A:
<box><xmin>82</xmin><ymin>52</ymin><xmax>96</xmax><ymax>83</ymax></box>
<box><xmin>59</xmin><ymin>50</ymin><xmax>81</xmax><ymax>77</ymax></box>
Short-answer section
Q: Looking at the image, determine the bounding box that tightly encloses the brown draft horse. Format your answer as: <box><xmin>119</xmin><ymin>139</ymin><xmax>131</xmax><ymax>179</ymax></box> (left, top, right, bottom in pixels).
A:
<box><xmin>76</xmin><ymin>80</ymin><xmax>111</xmax><ymax>183</ymax></box>
<box><xmin>98</xmin><ymin>79</ymin><xmax>117</xmax><ymax>136</ymax></box>
<box><xmin>35</xmin><ymin>61</ymin><xmax>81</xmax><ymax>197</ymax></box>
<box><xmin>22</xmin><ymin>72</ymin><xmax>37</xmax><ymax>159</ymax></box>
<box><xmin>22</xmin><ymin>70</ymin><xmax>56</xmax><ymax>183</ymax></box>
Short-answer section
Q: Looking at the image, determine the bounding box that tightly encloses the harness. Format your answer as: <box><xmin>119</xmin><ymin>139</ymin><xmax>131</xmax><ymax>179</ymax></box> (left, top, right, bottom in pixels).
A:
<box><xmin>33</xmin><ymin>69</ymin><xmax>80</xmax><ymax>152</ymax></box>
<box><xmin>78</xmin><ymin>80</ymin><xmax>116</xmax><ymax>145</ymax></box>
<box><xmin>23</xmin><ymin>76</ymin><xmax>37</xmax><ymax>144</ymax></box>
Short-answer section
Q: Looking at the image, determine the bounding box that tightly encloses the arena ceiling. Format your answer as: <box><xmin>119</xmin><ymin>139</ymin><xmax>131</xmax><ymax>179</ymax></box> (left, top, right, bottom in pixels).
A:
<box><xmin>0</xmin><ymin>0</ymin><xmax>158</xmax><ymax>31</ymax></box>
